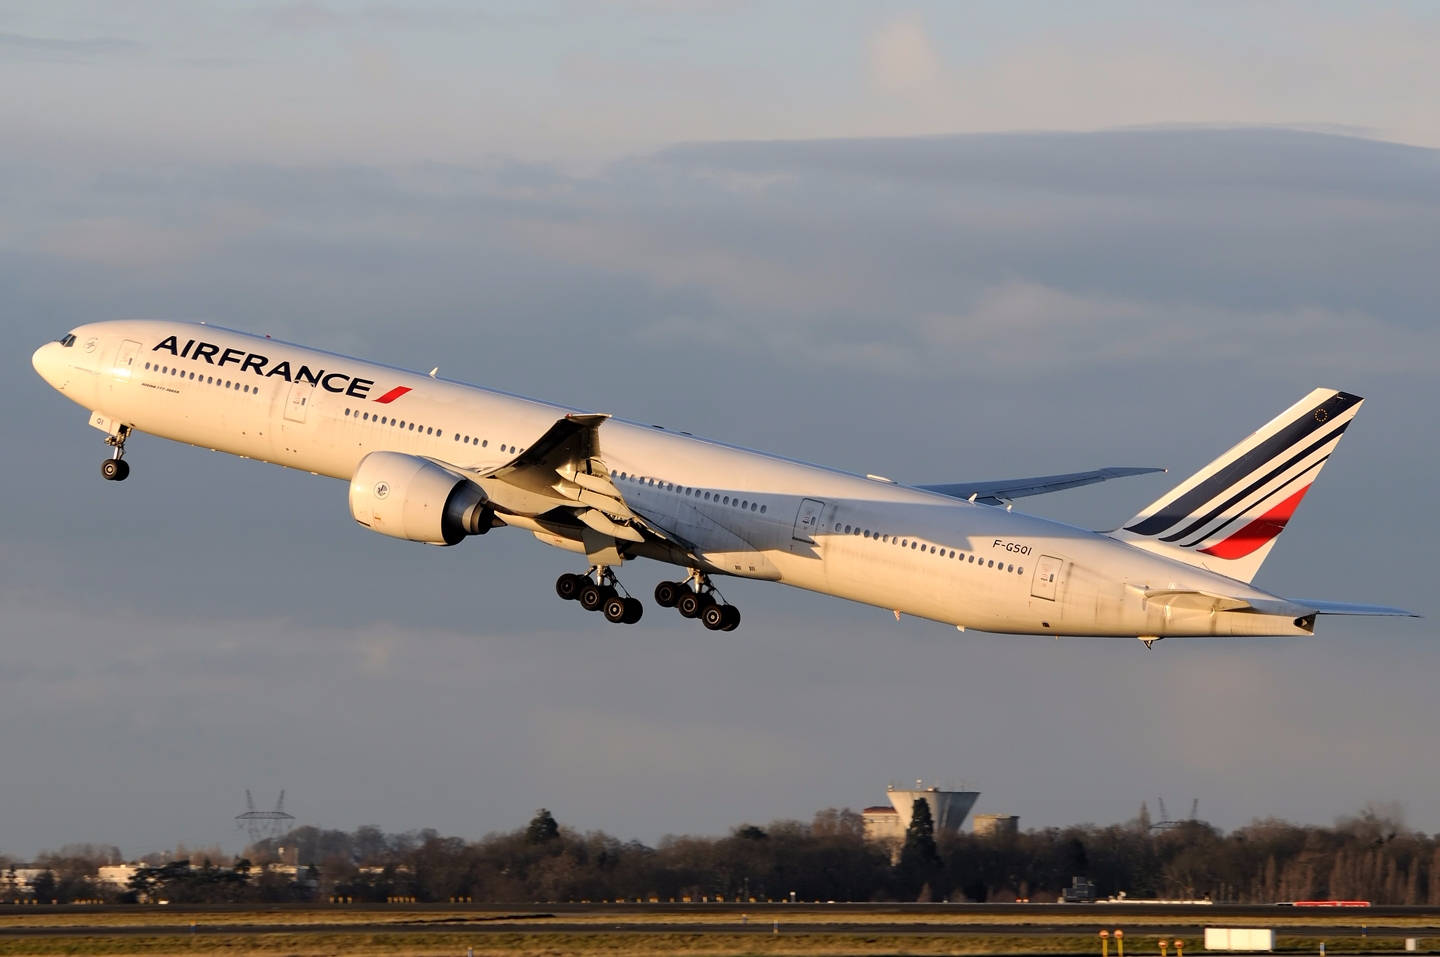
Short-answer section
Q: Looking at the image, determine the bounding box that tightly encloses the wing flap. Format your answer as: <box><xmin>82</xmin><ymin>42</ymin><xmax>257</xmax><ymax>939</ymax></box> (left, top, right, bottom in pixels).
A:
<box><xmin>468</xmin><ymin>412</ymin><xmax>690</xmax><ymax>559</ymax></box>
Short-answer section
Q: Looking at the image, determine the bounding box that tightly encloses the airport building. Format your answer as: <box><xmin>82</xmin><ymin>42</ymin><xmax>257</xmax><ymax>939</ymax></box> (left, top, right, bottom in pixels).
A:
<box><xmin>972</xmin><ymin>813</ymin><xmax>1020</xmax><ymax>838</ymax></box>
<box><xmin>861</xmin><ymin>781</ymin><xmax>980</xmax><ymax>847</ymax></box>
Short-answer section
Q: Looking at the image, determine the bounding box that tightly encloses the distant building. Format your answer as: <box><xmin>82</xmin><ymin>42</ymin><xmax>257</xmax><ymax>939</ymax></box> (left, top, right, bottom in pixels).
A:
<box><xmin>0</xmin><ymin>868</ymin><xmax>44</xmax><ymax>896</ymax></box>
<box><xmin>861</xmin><ymin>806</ymin><xmax>902</xmax><ymax>842</ymax></box>
<box><xmin>973</xmin><ymin>814</ymin><xmax>1020</xmax><ymax>837</ymax></box>
<box><xmin>97</xmin><ymin>864</ymin><xmax>140</xmax><ymax>889</ymax></box>
<box><xmin>862</xmin><ymin>780</ymin><xmax>980</xmax><ymax>849</ymax></box>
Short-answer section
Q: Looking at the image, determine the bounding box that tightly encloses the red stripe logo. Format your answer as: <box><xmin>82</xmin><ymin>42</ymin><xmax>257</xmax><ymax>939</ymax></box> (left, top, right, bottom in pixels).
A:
<box><xmin>1199</xmin><ymin>484</ymin><xmax>1311</xmax><ymax>560</ymax></box>
<box><xmin>374</xmin><ymin>386</ymin><xmax>412</xmax><ymax>404</ymax></box>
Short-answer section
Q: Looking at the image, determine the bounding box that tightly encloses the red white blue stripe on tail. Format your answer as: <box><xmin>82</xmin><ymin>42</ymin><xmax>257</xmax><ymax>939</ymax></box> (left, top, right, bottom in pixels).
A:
<box><xmin>1113</xmin><ymin>388</ymin><xmax>1362</xmax><ymax>584</ymax></box>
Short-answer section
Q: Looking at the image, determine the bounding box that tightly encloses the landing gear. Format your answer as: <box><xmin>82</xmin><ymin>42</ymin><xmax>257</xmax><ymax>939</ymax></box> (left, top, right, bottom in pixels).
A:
<box><xmin>555</xmin><ymin>568</ymin><xmax>643</xmax><ymax>625</ymax></box>
<box><xmin>101</xmin><ymin>425</ymin><xmax>132</xmax><ymax>482</ymax></box>
<box><xmin>653</xmin><ymin>580</ymin><xmax>683</xmax><ymax>608</ymax></box>
<box><xmin>656</xmin><ymin>572</ymin><xmax>741</xmax><ymax>631</ymax></box>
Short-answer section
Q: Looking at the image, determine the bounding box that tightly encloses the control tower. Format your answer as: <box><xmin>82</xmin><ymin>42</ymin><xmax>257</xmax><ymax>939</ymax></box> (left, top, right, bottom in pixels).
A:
<box><xmin>862</xmin><ymin>779</ymin><xmax>980</xmax><ymax>845</ymax></box>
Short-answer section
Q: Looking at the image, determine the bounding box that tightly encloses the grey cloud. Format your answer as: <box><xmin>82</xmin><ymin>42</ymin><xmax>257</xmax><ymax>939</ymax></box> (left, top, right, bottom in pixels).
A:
<box><xmin>0</xmin><ymin>31</ymin><xmax>141</xmax><ymax>60</ymax></box>
<box><xmin>4</xmin><ymin>128</ymin><xmax>1436</xmax><ymax>856</ymax></box>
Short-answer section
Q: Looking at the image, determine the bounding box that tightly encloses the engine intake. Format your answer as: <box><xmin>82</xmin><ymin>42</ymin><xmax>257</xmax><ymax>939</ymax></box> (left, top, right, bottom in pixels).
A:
<box><xmin>348</xmin><ymin>451</ymin><xmax>491</xmax><ymax>545</ymax></box>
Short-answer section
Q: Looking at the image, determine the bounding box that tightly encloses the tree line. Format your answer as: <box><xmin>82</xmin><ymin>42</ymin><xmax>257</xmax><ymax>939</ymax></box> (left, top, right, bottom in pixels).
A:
<box><xmin>5</xmin><ymin>803</ymin><xmax>1439</xmax><ymax>905</ymax></box>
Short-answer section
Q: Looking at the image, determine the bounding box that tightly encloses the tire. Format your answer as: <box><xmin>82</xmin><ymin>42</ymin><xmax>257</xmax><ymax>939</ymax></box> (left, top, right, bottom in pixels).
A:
<box><xmin>653</xmin><ymin>580</ymin><xmax>682</xmax><ymax>608</ymax></box>
<box><xmin>101</xmin><ymin>459</ymin><xmax>126</xmax><ymax>481</ymax></box>
<box><xmin>677</xmin><ymin>591</ymin><xmax>707</xmax><ymax>619</ymax></box>
<box><xmin>622</xmin><ymin>597</ymin><xmax>644</xmax><ymax>624</ymax></box>
<box><xmin>701</xmin><ymin>603</ymin><xmax>727</xmax><ymax>630</ymax></box>
<box><xmin>603</xmin><ymin>596</ymin><xmax>629</xmax><ymax>623</ymax></box>
<box><xmin>578</xmin><ymin>583</ymin><xmax>606</xmax><ymax>611</ymax></box>
<box><xmin>721</xmin><ymin>605</ymin><xmax>741</xmax><ymax>631</ymax></box>
<box><xmin>555</xmin><ymin>573</ymin><xmax>583</xmax><ymax>601</ymax></box>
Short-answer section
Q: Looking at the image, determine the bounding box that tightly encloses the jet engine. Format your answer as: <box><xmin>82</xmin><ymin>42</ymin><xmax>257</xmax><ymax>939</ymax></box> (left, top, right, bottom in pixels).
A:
<box><xmin>348</xmin><ymin>451</ymin><xmax>492</xmax><ymax>545</ymax></box>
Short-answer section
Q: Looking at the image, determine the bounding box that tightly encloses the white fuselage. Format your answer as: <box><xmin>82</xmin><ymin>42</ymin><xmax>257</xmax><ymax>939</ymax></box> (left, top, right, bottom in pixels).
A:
<box><xmin>32</xmin><ymin>320</ymin><xmax>1310</xmax><ymax>638</ymax></box>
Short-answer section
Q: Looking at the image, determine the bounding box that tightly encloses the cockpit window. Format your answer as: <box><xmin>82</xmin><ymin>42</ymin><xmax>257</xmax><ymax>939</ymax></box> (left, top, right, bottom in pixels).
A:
<box><xmin>58</xmin><ymin>333</ymin><xmax>76</xmax><ymax>347</ymax></box>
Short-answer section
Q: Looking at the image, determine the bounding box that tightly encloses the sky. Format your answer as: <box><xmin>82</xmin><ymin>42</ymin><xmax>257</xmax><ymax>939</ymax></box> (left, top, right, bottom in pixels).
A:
<box><xmin>2</xmin><ymin>1</ymin><xmax>1438</xmax><ymax>860</ymax></box>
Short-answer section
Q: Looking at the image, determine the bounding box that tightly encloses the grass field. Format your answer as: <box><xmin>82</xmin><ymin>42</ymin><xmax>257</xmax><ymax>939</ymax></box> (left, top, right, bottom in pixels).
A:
<box><xmin>0</xmin><ymin>905</ymin><xmax>1432</xmax><ymax>956</ymax></box>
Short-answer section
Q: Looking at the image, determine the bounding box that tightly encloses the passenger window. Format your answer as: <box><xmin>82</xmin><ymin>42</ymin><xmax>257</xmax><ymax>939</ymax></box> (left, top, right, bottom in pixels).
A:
<box><xmin>760</xmin><ymin>505</ymin><xmax>766</xmax><ymax>514</ymax></box>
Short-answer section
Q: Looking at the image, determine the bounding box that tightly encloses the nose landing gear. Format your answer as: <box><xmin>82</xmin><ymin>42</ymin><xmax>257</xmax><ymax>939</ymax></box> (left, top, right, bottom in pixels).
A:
<box><xmin>101</xmin><ymin>425</ymin><xmax>132</xmax><ymax>482</ymax></box>
<box><xmin>654</xmin><ymin>572</ymin><xmax>741</xmax><ymax>631</ymax></box>
<box><xmin>555</xmin><ymin>567</ymin><xmax>643</xmax><ymax>624</ymax></box>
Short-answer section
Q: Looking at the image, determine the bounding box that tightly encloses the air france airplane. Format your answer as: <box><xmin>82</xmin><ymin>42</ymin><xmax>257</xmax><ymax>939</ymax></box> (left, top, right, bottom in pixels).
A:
<box><xmin>32</xmin><ymin>321</ymin><xmax>1415</xmax><ymax>642</ymax></box>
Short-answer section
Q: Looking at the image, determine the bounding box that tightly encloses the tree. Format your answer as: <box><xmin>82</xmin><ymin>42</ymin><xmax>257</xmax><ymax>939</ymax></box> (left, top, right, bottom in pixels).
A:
<box><xmin>526</xmin><ymin>809</ymin><xmax>560</xmax><ymax>845</ymax></box>
<box><xmin>30</xmin><ymin>870</ymin><xmax>57</xmax><ymax>903</ymax></box>
<box><xmin>897</xmin><ymin>798</ymin><xmax>947</xmax><ymax>900</ymax></box>
<box><xmin>903</xmin><ymin>798</ymin><xmax>940</xmax><ymax>865</ymax></box>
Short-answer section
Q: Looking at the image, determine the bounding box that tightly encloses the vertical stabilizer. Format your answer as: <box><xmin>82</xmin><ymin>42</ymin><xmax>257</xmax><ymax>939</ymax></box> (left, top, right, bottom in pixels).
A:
<box><xmin>1113</xmin><ymin>388</ymin><xmax>1362</xmax><ymax>583</ymax></box>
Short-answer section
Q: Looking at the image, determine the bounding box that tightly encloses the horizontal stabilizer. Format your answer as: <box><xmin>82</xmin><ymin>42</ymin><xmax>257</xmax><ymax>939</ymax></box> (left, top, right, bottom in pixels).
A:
<box><xmin>920</xmin><ymin>466</ymin><xmax>1165</xmax><ymax>506</ymax></box>
<box><xmin>1290</xmin><ymin>599</ymin><xmax>1420</xmax><ymax>618</ymax></box>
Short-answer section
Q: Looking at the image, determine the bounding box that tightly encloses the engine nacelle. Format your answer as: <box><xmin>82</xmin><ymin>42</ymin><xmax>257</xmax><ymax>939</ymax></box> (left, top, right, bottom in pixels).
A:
<box><xmin>348</xmin><ymin>451</ymin><xmax>491</xmax><ymax>545</ymax></box>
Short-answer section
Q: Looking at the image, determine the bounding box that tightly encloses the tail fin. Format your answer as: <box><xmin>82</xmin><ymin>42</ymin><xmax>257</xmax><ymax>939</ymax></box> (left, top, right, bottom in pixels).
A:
<box><xmin>1113</xmin><ymin>388</ymin><xmax>1363</xmax><ymax>583</ymax></box>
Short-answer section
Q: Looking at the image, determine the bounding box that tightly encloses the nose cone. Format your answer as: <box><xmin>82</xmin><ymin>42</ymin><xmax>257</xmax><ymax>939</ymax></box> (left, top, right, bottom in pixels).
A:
<box><xmin>32</xmin><ymin>341</ymin><xmax>63</xmax><ymax>389</ymax></box>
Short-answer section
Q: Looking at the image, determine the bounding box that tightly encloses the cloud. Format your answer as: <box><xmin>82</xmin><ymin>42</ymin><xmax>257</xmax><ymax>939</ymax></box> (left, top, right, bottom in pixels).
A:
<box><xmin>0</xmin><ymin>31</ymin><xmax>140</xmax><ymax>61</ymax></box>
<box><xmin>5</xmin><ymin>127</ymin><xmax>1437</xmax><ymax>853</ymax></box>
<box><xmin>868</xmin><ymin>14</ymin><xmax>943</xmax><ymax>96</ymax></box>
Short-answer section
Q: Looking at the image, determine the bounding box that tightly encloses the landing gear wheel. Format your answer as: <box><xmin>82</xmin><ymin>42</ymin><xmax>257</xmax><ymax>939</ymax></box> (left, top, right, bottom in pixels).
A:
<box><xmin>101</xmin><ymin>458</ymin><xmax>129</xmax><ymax>482</ymax></box>
<box><xmin>578</xmin><ymin>583</ymin><xmax>612</xmax><ymax>612</ymax></box>
<box><xmin>555</xmin><ymin>573</ymin><xmax>585</xmax><ymax>601</ymax></box>
<box><xmin>653</xmin><ymin>580</ymin><xmax>683</xmax><ymax>608</ymax></box>
<box><xmin>603</xmin><ymin>596</ymin><xmax>630</xmax><ymax>623</ymax></box>
<box><xmin>720</xmin><ymin>605</ymin><xmax>741</xmax><ymax>631</ymax></box>
<box><xmin>622</xmin><ymin>597</ymin><xmax>644</xmax><ymax>624</ymax></box>
<box><xmin>677</xmin><ymin>591</ymin><xmax>712</xmax><ymax>619</ymax></box>
<box><xmin>701</xmin><ymin>603</ymin><xmax>728</xmax><ymax>631</ymax></box>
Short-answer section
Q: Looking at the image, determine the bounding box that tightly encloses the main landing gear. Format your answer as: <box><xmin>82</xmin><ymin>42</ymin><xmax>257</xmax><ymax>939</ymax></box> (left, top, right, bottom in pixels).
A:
<box><xmin>654</xmin><ymin>573</ymin><xmax>741</xmax><ymax>631</ymax></box>
<box><xmin>101</xmin><ymin>425</ymin><xmax>132</xmax><ymax>482</ymax></box>
<box><xmin>555</xmin><ymin>567</ymin><xmax>644</xmax><ymax>624</ymax></box>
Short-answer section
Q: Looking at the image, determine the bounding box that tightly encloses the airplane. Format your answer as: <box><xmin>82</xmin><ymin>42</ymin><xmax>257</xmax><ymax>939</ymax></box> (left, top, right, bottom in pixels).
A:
<box><xmin>32</xmin><ymin>320</ymin><xmax>1416</xmax><ymax>642</ymax></box>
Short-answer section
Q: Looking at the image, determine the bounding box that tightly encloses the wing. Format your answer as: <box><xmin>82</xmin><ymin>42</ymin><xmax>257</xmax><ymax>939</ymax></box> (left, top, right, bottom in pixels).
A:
<box><xmin>919</xmin><ymin>466</ymin><xmax>1165</xmax><ymax>507</ymax></box>
<box><xmin>463</xmin><ymin>413</ymin><xmax>692</xmax><ymax>560</ymax></box>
